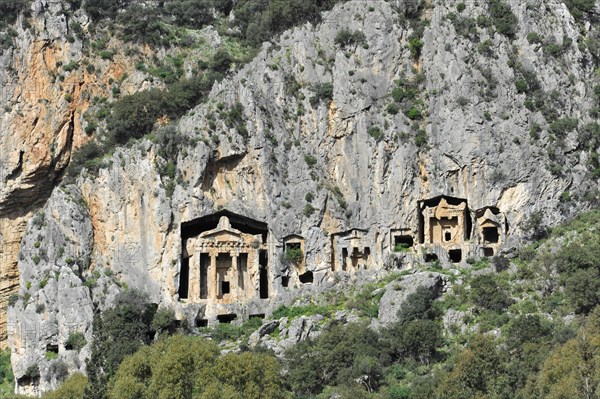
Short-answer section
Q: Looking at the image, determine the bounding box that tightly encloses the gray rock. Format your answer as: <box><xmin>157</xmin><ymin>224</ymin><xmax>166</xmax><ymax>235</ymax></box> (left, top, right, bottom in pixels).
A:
<box><xmin>378</xmin><ymin>272</ymin><xmax>447</xmax><ymax>325</ymax></box>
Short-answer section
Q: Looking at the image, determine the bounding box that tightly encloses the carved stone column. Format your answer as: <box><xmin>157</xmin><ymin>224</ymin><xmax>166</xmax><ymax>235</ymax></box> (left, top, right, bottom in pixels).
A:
<box><xmin>231</xmin><ymin>252</ymin><xmax>238</xmax><ymax>299</ymax></box>
<box><xmin>209</xmin><ymin>251</ymin><xmax>218</xmax><ymax>299</ymax></box>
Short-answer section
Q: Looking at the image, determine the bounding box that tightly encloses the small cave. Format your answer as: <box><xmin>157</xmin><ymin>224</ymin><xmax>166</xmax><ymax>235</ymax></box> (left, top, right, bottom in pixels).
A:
<box><xmin>449</xmin><ymin>249</ymin><xmax>462</xmax><ymax>263</ymax></box>
<box><xmin>281</xmin><ymin>276</ymin><xmax>290</xmax><ymax>288</ymax></box>
<box><xmin>17</xmin><ymin>376</ymin><xmax>34</xmax><ymax>387</ymax></box>
<box><xmin>424</xmin><ymin>253</ymin><xmax>438</xmax><ymax>262</ymax></box>
<box><xmin>394</xmin><ymin>235</ymin><xmax>414</xmax><ymax>251</ymax></box>
<box><xmin>249</xmin><ymin>314</ymin><xmax>265</xmax><ymax>320</ymax></box>
<box><xmin>299</xmin><ymin>271</ymin><xmax>314</xmax><ymax>284</ymax></box>
<box><xmin>195</xmin><ymin>318</ymin><xmax>209</xmax><ymax>328</ymax></box>
<box><xmin>483</xmin><ymin>247</ymin><xmax>494</xmax><ymax>257</ymax></box>
<box><xmin>46</xmin><ymin>344</ymin><xmax>58</xmax><ymax>354</ymax></box>
<box><xmin>483</xmin><ymin>227</ymin><xmax>499</xmax><ymax>243</ymax></box>
<box><xmin>217</xmin><ymin>314</ymin><xmax>237</xmax><ymax>324</ymax></box>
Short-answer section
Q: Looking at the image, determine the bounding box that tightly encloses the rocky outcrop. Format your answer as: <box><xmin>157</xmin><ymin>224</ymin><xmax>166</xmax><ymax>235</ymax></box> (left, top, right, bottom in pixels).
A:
<box><xmin>4</xmin><ymin>0</ymin><xmax>600</xmax><ymax>393</ymax></box>
<box><xmin>377</xmin><ymin>272</ymin><xmax>448</xmax><ymax>325</ymax></box>
<box><xmin>7</xmin><ymin>185</ymin><xmax>96</xmax><ymax>396</ymax></box>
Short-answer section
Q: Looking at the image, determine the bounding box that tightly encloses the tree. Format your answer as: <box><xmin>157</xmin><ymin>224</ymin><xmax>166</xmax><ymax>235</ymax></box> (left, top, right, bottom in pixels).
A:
<box><xmin>532</xmin><ymin>309</ymin><xmax>600</xmax><ymax>399</ymax></box>
<box><xmin>566</xmin><ymin>268</ymin><xmax>600</xmax><ymax>314</ymax></box>
<box><xmin>42</xmin><ymin>373</ymin><xmax>88</xmax><ymax>399</ymax></box>
<box><xmin>196</xmin><ymin>352</ymin><xmax>287</xmax><ymax>399</ymax></box>
<box><xmin>470</xmin><ymin>274</ymin><xmax>511</xmax><ymax>312</ymax></box>
<box><xmin>437</xmin><ymin>335</ymin><xmax>508</xmax><ymax>399</ymax></box>
<box><xmin>110</xmin><ymin>335</ymin><xmax>220</xmax><ymax>399</ymax></box>
<box><xmin>85</xmin><ymin>290</ymin><xmax>157</xmax><ymax>399</ymax></box>
<box><xmin>286</xmin><ymin>322</ymin><xmax>385</xmax><ymax>396</ymax></box>
<box><xmin>384</xmin><ymin>319</ymin><xmax>442</xmax><ymax>364</ymax></box>
<box><xmin>396</xmin><ymin>287</ymin><xmax>437</xmax><ymax>325</ymax></box>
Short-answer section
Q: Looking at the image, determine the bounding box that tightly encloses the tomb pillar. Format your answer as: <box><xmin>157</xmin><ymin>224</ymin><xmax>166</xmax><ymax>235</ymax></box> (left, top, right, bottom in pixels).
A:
<box><xmin>189</xmin><ymin>253</ymin><xmax>200</xmax><ymax>301</ymax></box>
<box><xmin>231</xmin><ymin>251</ymin><xmax>238</xmax><ymax>299</ymax></box>
<box><xmin>209</xmin><ymin>251</ymin><xmax>218</xmax><ymax>299</ymax></box>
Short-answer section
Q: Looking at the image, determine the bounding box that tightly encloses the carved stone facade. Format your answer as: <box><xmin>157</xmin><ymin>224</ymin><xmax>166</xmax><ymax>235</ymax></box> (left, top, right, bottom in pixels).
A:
<box><xmin>420</xmin><ymin>197</ymin><xmax>469</xmax><ymax>246</ymax></box>
<box><xmin>331</xmin><ymin>229</ymin><xmax>372</xmax><ymax>272</ymax></box>
<box><xmin>180</xmin><ymin>216</ymin><xmax>268</xmax><ymax>304</ymax></box>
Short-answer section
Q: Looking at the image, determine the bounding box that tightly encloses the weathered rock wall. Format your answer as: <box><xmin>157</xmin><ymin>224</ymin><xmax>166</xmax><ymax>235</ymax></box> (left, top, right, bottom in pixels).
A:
<box><xmin>4</xmin><ymin>0</ymin><xmax>600</xmax><ymax>394</ymax></box>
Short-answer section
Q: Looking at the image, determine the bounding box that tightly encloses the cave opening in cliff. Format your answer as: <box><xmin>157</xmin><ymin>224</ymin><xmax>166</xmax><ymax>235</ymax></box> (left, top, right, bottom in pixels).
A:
<box><xmin>179</xmin><ymin>258</ymin><xmax>190</xmax><ymax>300</ymax></box>
<box><xmin>299</xmin><ymin>271</ymin><xmax>314</xmax><ymax>284</ymax></box>
<box><xmin>449</xmin><ymin>249</ymin><xmax>462</xmax><ymax>263</ymax></box>
<box><xmin>394</xmin><ymin>235</ymin><xmax>414</xmax><ymax>251</ymax></box>
<box><xmin>46</xmin><ymin>344</ymin><xmax>58</xmax><ymax>354</ymax></box>
<box><xmin>341</xmin><ymin>248</ymin><xmax>348</xmax><ymax>271</ymax></box>
<box><xmin>250</xmin><ymin>313</ymin><xmax>265</xmax><ymax>320</ymax></box>
<box><xmin>217</xmin><ymin>314</ymin><xmax>237</xmax><ymax>324</ymax></box>
<box><xmin>195</xmin><ymin>319</ymin><xmax>208</xmax><ymax>327</ymax></box>
<box><xmin>483</xmin><ymin>247</ymin><xmax>494</xmax><ymax>257</ymax></box>
<box><xmin>424</xmin><ymin>253</ymin><xmax>438</xmax><ymax>262</ymax></box>
<box><xmin>281</xmin><ymin>276</ymin><xmax>290</xmax><ymax>287</ymax></box>
<box><xmin>483</xmin><ymin>227</ymin><xmax>499</xmax><ymax>243</ymax></box>
<box><xmin>259</xmin><ymin>250</ymin><xmax>269</xmax><ymax>298</ymax></box>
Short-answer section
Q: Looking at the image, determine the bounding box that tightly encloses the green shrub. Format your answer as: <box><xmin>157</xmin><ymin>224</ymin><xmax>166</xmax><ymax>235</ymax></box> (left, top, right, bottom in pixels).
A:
<box><xmin>309</xmin><ymin>82</ymin><xmax>334</xmax><ymax>106</ymax></box>
<box><xmin>527</xmin><ymin>32</ymin><xmax>543</xmax><ymax>44</ymax></box>
<box><xmin>45</xmin><ymin>351</ymin><xmax>58</xmax><ymax>360</ymax></box>
<box><xmin>405</xmin><ymin>106</ymin><xmax>421</xmax><ymax>120</ymax></box>
<box><xmin>456</xmin><ymin>2</ymin><xmax>466</xmax><ymax>12</ymax></box>
<box><xmin>151</xmin><ymin>308</ymin><xmax>176</xmax><ymax>335</ymax></box>
<box><xmin>408</xmin><ymin>37</ymin><xmax>424</xmax><ymax>59</ymax></box>
<box><xmin>488</xmin><ymin>0</ymin><xmax>519</xmax><ymax>38</ymax></box>
<box><xmin>65</xmin><ymin>332</ymin><xmax>87</xmax><ymax>351</ymax></box>
<box><xmin>515</xmin><ymin>79</ymin><xmax>528</xmax><ymax>93</ymax></box>
<box><xmin>304</xmin><ymin>154</ymin><xmax>317</xmax><ymax>167</ymax></box>
<box><xmin>387</xmin><ymin>103</ymin><xmax>399</xmax><ymax>114</ymax></box>
<box><xmin>8</xmin><ymin>294</ymin><xmax>18</xmax><ymax>307</ymax></box>
<box><xmin>564</xmin><ymin>0</ymin><xmax>596</xmax><ymax>21</ymax></box>
<box><xmin>24</xmin><ymin>364</ymin><xmax>40</xmax><ymax>379</ymax></box>
<box><xmin>334</xmin><ymin>29</ymin><xmax>367</xmax><ymax>47</ymax></box>
<box><xmin>368</xmin><ymin>126</ymin><xmax>382</xmax><ymax>140</ymax></box>
<box><xmin>470</xmin><ymin>274</ymin><xmax>511</xmax><ymax>311</ymax></box>
<box><xmin>414</xmin><ymin>130</ymin><xmax>428</xmax><ymax>147</ymax></box>
<box><xmin>396</xmin><ymin>287</ymin><xmax>438</xmax><ymax>325</ymax></box>
<box><xmin>303</xmin><ymin>204</ymin><xmax>315</xmax><ymax>217</ymax></box>
<box><xmin>283</xmin><ymin>247</ymin><xmax>303</xmax><ymax>264</ymax></box>
<box><xmin>549</xmin><ymin>117</ymin><xmax>578</xmax><ymax>138</ymax></box>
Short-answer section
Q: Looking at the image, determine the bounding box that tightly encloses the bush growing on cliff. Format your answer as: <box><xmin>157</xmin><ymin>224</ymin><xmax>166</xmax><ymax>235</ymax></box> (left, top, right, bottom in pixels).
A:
<box><xmin>0</xmin><ymin>0</ymin><xmax>30</xmax><ymax>28</ymax></box>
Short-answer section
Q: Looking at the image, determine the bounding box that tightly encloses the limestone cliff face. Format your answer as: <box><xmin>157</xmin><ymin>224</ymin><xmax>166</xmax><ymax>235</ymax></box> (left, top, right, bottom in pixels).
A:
<box><xmin>0</xmin><ymin>0</ymin><xmax>161</xmax><ymax>348</ymax></box>
<box><xmin>4</xmin><ymin>0</ymin><xmax>600</xmax><ymax>394</ymax></box>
